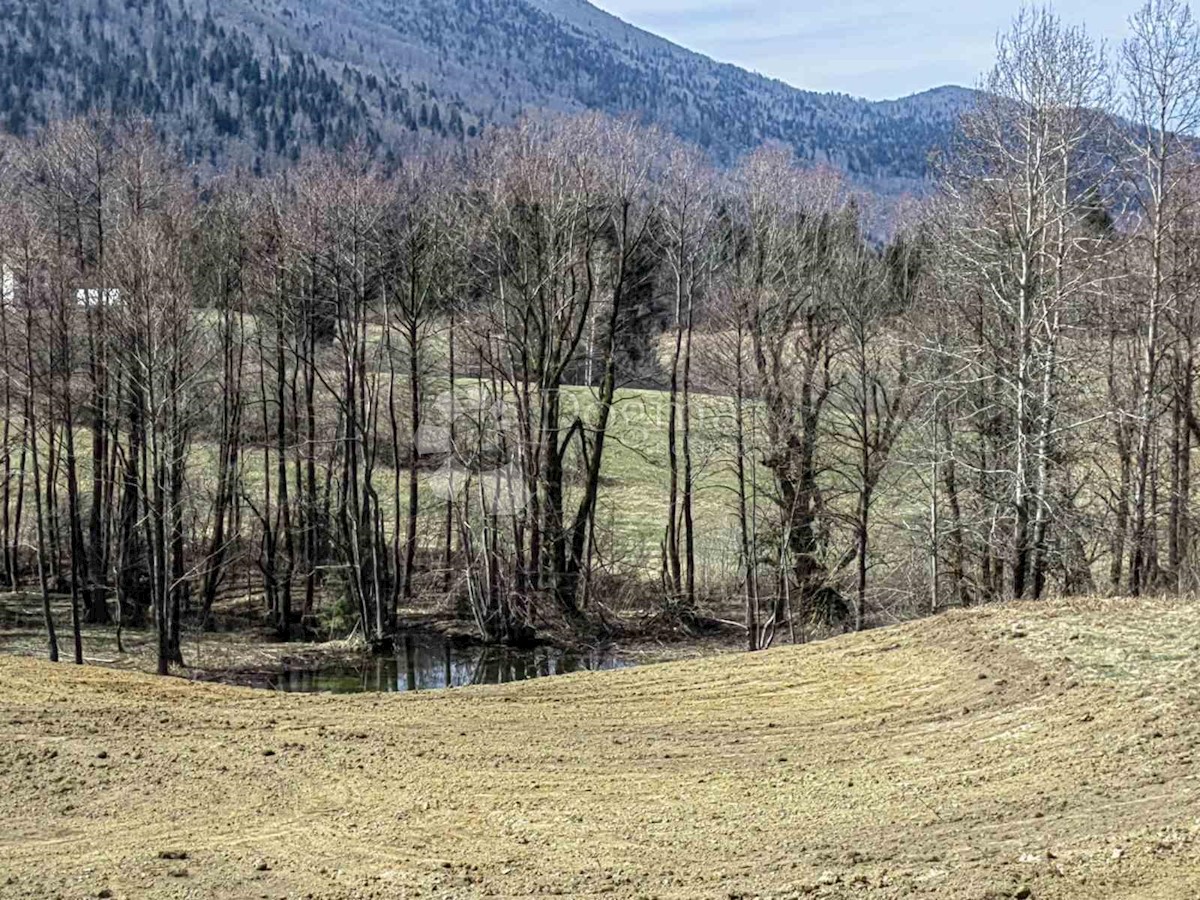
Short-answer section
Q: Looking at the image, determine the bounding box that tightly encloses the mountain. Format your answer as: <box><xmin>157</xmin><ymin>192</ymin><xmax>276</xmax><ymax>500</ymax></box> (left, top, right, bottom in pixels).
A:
<box><xmin>0</xmin><ymin>0</ymin><xmax>977</xmax><ymax>185</ymax></box>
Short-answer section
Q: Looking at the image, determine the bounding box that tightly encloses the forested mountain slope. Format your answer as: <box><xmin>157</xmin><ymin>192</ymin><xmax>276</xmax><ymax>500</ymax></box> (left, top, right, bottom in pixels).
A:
<box><xmin>0</xmin><ymin>0</ymin><xmax>975</xmax><ymax>182</ymax></box>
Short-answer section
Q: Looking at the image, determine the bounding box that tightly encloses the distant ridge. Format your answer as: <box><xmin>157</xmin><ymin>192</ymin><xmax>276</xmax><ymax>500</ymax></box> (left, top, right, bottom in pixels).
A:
<box><xmin>0</xmin><ymin>0</ymin><xmax>976</xmax><ymax>189</ymax></box>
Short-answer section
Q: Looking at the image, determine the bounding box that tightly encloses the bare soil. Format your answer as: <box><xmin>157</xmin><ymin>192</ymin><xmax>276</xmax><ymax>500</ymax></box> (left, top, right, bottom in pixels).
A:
<box><xmin>1</xmin><ymin>597</ymin><xmax>1199</xmax><ymax>899</ymax></box>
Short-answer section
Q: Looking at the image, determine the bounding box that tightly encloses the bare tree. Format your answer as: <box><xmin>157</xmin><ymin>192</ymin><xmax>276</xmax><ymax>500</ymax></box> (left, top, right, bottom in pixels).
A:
<box><xmin>1121</xmin><ymin>0</ymin><xmax>1200</xmax><ymax>594</ymax></box>
<box><xmin>830</xmin><ymin>233</ymin><xmax>921</xmax><ymax>631</ymax></box>
<box><xmin>937</xmin><ymin>8</ymin><xmax>1113</xmax><ymax>600</ymax></box>
<box><xmin>107</xmin><ymin>126</ymin><xmax>200</xmax><ymax>673</ymax></box>
<box><xmin>657</xmin><ymin>141</ymin><xmax>717</xmax><ymax>611</ymax></box>
<box><xmin>729</xmin><ymin>149</ymin><xmax>855</xmax><ymax>642</ymax></box>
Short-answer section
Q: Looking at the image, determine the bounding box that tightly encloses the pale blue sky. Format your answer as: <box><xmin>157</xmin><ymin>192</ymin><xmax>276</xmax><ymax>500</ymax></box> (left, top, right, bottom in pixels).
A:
<box><xmin>590</xmin><ymin>1</ymin><xmax>1137</xmax><ymax>99</ymax></box>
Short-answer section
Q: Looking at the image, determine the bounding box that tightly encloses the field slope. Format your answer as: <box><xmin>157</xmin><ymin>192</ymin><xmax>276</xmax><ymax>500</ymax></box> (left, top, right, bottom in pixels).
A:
<box><xmin>1</xmin><ymin>599</ymin><xmax>1199</xmax><ymax>899</ymax></box>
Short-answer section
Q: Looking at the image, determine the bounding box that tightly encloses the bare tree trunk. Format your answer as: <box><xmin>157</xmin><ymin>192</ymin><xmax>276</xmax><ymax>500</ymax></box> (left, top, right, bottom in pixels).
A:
<box><xmin>55</xmin><ymin>288</ymin><xmax>85</xmax><ymax>665</ymax></box>
<box><xmin>732</xmin><ymin>318</ymin><xmax>758</xmax><ymax>650</ymax></box>
<box><xmin>24</xmin><ymin>293</ymin><xmax>58</xmax><ymax>661</ymax></box>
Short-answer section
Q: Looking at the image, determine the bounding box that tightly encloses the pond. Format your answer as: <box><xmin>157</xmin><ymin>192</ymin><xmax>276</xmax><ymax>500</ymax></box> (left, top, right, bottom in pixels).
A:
<box><xmin>264</xmin><ymin>630</ymin><xmax>629</xmax><ymax>693</ymax></box>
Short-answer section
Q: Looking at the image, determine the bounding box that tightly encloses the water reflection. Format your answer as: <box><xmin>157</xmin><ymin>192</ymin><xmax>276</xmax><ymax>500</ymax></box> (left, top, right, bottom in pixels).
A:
<box><xmin>267</xmin><ymin>631</ymin><xmax>627</xmax><ymax>693</ymax></box>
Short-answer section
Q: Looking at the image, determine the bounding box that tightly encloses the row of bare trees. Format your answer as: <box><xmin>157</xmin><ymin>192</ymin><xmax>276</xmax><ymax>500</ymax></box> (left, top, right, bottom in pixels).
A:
<box><xmin>929</xmin><ymin>1</ymin><xmax>1200</xmax><ymax>612</ymax></box>
<box><xmin>2</xmin><ymin>1</ymin><xmax>1199</xmax><ymax>673</ymax></box>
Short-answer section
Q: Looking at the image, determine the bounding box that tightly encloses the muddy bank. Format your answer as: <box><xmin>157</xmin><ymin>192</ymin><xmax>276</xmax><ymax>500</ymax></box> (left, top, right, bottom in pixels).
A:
<box><xmin>0</xmin><ymin>591</ymin><xmax>744</xmax><ymax>690</ymax></box>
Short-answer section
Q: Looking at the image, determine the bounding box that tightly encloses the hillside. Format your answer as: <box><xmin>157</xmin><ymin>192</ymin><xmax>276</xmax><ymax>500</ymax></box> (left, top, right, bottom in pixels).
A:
<box><xmin>0</xmin><ymin>0</ymin><xmax>975</xmax><ymax>183</ymax></box>
<box><xmin>2</xmin><ymin>598</ymin><xmax>1199</xmax><ymax>898</ymax></box>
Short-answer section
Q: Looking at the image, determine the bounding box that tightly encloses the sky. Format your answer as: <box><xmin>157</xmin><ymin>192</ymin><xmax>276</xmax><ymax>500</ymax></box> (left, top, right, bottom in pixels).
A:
<box><xmin>589</xmin><ymin>1</ymin><xmax>1138</xmax><ymax>100</ymax></box>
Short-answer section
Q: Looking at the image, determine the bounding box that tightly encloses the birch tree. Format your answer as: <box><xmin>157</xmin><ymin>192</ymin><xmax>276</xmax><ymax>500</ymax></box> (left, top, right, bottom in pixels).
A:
<box><xmin>1121</xmin><ymin>0</ymin><xmax>1200</xmax><ymax>593</ymax></box>
<box><xmin>938</xmin><ymin>8</ymin><xmax>1112</xmax><ymax>600</ymax></box>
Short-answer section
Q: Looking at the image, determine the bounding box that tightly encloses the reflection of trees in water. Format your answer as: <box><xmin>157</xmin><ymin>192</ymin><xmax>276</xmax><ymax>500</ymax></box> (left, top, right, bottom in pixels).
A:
<box><xmin>470</xmin><ymin>648</ymin><xmax>535</xmax><ymax>685</ymax></box>
<box><xmin>267</xmin><ymin>633</ymin><xmax>625</xmax><ymax>693</ymax></box>
<box><xmin>465</xmin><ymin>646</ymin><xmax>611</xmax><ymax>684</ymax></box>
<box><xmin>404</xmin><ymin>633</ymin><xmax>418</xmax><ymax>691</ymax></box>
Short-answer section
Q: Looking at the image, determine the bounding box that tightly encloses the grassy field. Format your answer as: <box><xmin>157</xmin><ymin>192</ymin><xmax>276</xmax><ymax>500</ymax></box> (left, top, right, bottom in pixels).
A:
<box><xmin>1</xmin><ymin>596</ymin><xmax>1198</xmax><ymax>899</ymax></box>
<box><xmin>16</xmin><ymin>326</ymin><xmax>938</xmax><ymax>625</ymax></box>
<box><xmin>180</xmin><ymin>380</ymin><xmax>763</xmax><ymax>599</ymax></box>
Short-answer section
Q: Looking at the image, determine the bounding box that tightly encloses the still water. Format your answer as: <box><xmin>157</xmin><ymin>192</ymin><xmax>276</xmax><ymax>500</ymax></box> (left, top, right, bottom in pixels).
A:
<box><xmin>266</xmin><ymin>631</ymin><xmax>628</xmax><ymax>693</ymax></box>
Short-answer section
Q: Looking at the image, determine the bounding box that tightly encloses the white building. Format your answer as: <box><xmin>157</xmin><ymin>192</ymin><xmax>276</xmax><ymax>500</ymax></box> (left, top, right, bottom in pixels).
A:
<box><xmin>1</xmin><ymin>264</ymin><xmax>13</xmax><ymax>308</ymax></box>
<box><xmin>75</xmin><ymin>287</ymin><xmax>121</xmax><ymax>308</ymax></box>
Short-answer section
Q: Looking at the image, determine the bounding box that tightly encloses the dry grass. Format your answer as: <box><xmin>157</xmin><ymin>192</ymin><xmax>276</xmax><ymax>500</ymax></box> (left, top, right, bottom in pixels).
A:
<box><xmin>1</xmin><ymin>597</ymin><xmax>1199</xmax><ymax>899</ymax></box>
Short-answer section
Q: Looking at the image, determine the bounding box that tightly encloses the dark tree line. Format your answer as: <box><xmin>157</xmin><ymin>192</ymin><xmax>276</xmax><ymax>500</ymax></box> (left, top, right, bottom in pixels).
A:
<box><xmin>0</xmin><ymin>0</ymin><xmax>474</xmax><ymax>172</ymax></box>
